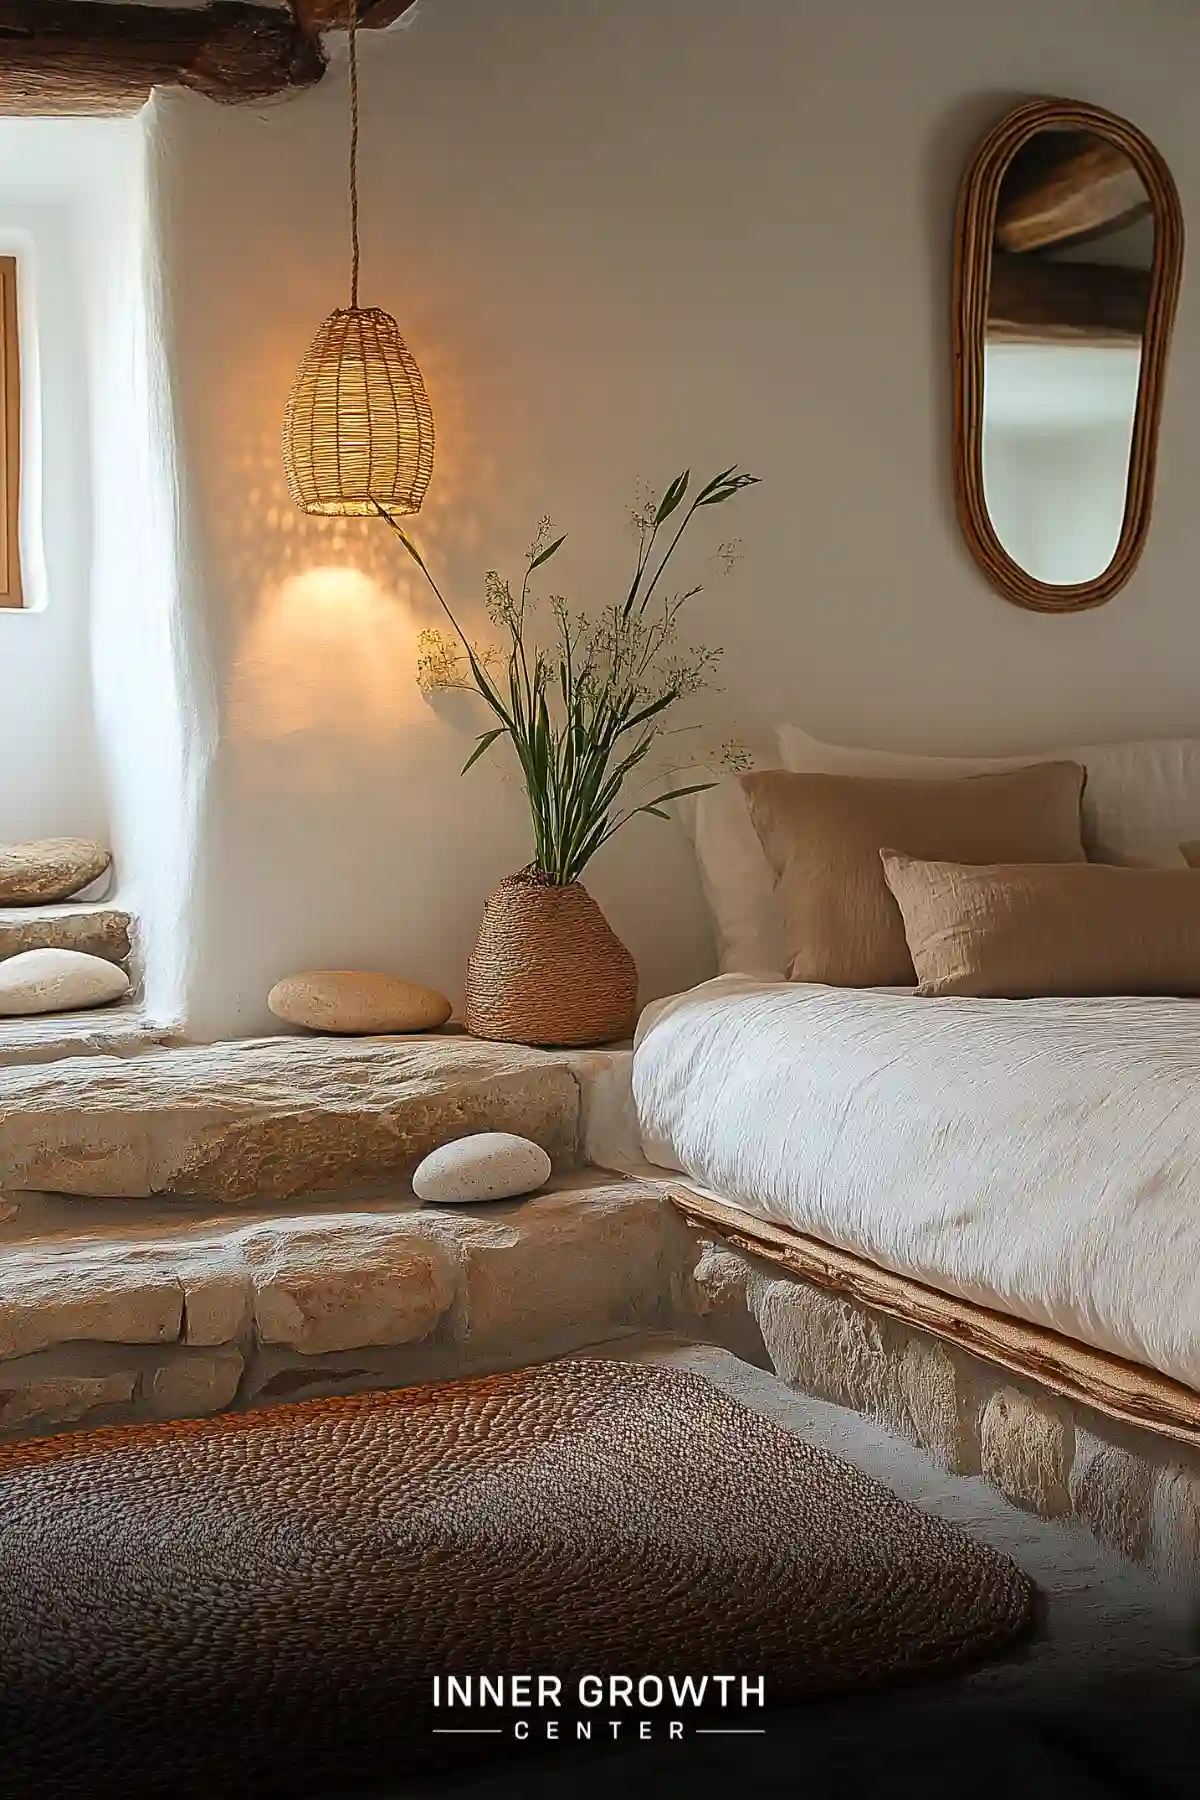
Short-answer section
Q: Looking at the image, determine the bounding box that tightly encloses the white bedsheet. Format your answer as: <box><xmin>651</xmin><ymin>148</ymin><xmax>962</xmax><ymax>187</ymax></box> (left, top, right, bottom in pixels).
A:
<box><xmin>633</xmin><ymin>975</ymin><xmax>1200</xmax><ymax>1389</ymax></box>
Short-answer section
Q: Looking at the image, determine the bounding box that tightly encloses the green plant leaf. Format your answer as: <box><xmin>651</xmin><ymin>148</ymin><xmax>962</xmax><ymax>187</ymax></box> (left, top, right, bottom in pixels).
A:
<box><xmin>618</xmin><ymin>689</ymin><xmax>679</xmax><ymax>735</ymax></box>
<box><xmin>696</xmin><ymin>470</ymin><xmax>761</xmax><ymax>507</ymax></box>
<box><xmin>461</xmin><ymin>728</ymin><xmax>506</xmax><ymax>774</ymax></box>
<box><xmin>641</xmin><ymin>782</ymin><xmax>715</xmax><ymax>807</ymax></box>
<box><xmin>529</xmin><ymin>534</ymin><xmax>567</xmax><ymax>570</ymax></box>
<box><xmin>654</xmin><ymin>471</ymin><xmax>689</xmax><ymax>525</ymax></box>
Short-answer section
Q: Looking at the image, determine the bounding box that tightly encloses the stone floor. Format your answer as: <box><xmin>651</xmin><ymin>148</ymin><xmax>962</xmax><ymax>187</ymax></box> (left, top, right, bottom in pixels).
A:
<box><xmin>358</xmin><ymin>1340</ymin><xmax>1200</xmax><ymax>1800</ymax></box>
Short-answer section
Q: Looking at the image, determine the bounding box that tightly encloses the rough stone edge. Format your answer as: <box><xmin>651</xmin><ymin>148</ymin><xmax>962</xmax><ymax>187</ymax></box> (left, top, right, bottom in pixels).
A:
<box><xmin>679</xmin><ymin>1230</ymin><xmax>1200</xmax><ymax>1590</ymax></box>
<box><xmin>0</xmin><ymin>1180</ymin><xmax>689</xmax><ymax>1444</ymax></box>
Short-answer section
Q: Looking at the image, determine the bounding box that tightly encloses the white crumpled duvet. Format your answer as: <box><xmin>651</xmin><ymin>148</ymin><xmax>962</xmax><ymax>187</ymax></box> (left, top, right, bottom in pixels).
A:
<box><xmin>633</xmin><ymin>975</ymin><xmax>1200</xmax><ymax>1390</ymax></box>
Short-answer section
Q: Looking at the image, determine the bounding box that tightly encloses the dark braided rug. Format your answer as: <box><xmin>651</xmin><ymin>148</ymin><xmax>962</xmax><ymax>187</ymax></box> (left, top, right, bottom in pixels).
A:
<box><xmin>0</xmin><ymin>1359</ymin><xmax>1034</xmax><ymax>1798</ymax></box>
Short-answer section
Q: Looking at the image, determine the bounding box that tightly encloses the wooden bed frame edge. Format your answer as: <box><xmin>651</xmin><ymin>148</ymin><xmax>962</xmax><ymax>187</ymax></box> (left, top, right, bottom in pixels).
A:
<box><xmin>669</xmin><ymin>1185</ymin><xmax>1200</xmax><ymax>1451</ymax></box>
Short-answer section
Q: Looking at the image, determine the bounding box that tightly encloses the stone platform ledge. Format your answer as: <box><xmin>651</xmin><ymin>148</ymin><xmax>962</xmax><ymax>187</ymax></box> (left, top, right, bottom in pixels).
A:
<box><xmin>0</xmin><ymin>1174</ymin><xmax>694</xmax><ymax>1439</ymax></box>
<box><xmin>0</xmin><ymin>1004</ymin><xmax>173</xmax><ymax>1070</ymax></box>
<box><xmin>0</xmin><ymin>1036</ymin><xmax>585</xmax><ymax>1202</ymax></box>
<box><xmin>680</xmin><ymin>1235</ymin><xmax>1200</xmax><ymax>1592</ymax></box>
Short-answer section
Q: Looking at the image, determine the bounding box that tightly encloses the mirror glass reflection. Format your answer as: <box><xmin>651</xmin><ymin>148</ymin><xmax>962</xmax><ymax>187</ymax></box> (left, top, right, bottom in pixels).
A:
<box><xmin>981</xmin><ymin>128</ymin><xmax>1152</xmax><ymax>586</ymax></box>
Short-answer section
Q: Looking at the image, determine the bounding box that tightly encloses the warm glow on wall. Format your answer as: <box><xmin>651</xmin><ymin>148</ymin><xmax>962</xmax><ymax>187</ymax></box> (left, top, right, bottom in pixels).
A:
<box><xmin>230</xmin><ymin>567</ymin><xmax>421</xmax><ymax>764</ymax></box>
<box><xmin>281</xmin><ymin>0</ymin><xmax>434</xmax><ymax>518</ymax></box>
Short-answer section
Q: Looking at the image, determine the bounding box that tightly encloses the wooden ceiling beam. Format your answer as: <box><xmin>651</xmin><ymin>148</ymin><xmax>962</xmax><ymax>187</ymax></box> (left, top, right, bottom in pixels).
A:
<box><xmin>995</xmin><ymin>131</ymin><xmax>1152</xmax><ymax>254</ymax></box>
<box><xmin>0</xmin><ymin>2</ymin><xmax>327</xmax><ymax>114</ymax></box>
<box><xmin>291</xmin><ymin>1</ymin><xmax>419</xmax><ymax>33</ymax></box>
<box><xmin>987</xmin><ymin>251</ymin><xmax>1149</xmax><ymax>347</ymax></box>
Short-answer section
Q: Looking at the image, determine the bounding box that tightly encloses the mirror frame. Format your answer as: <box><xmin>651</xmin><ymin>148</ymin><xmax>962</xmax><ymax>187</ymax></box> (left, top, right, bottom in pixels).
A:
<box><xmin>952</xmin><ymin>98</ymin><xmax>1184</xmax><ymax>613</ymax></box>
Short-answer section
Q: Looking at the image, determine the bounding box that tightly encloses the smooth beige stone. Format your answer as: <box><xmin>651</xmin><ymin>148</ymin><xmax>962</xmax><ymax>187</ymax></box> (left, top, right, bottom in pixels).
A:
<box><xmin>0</xmin><ymin>1371</ymin><xmax>136</xmax><ymax>1431</ymax></box>
<box><xmin>247</xmin><ymin>1220</ymin><xmax>456</xmax><ymax>1353</ymax></box>
<box><xmin>0</xmin><ymin>1037</ymin><xmax>580</xmax><ymax>1202</ymax></box>
<box><xmin>0</xmin><ymin>1243</ymin><xmax>183</xmax><ymax>1359</ymax></box>
<box><xmin>268</xmin><ymin>971</ymin><xmax>452</xmax><ymax>1035</ymax></box>
<box><xmin>0</xmin><ymin>839</ymin><xmax>111</xmax><ymax>905</ymax></box>
<box><xmin>150</xmin><ymin>1352</ymin><xmax>244</xmax><ymax>1419</ymax></box>
<box><xmin>413</xmin><ymin>1132</ymin><xmax>551</xmax><ymax>1204</ymax></box>
<box><xmin>0</xmin><ymin>949</ymin><xmax>129</xmax><ymax>1018</ymax></box>
<box><xmin>980</xmin><ymin>1386</ymin><xmax>1074</xmax><ymax>1517</ymax></box>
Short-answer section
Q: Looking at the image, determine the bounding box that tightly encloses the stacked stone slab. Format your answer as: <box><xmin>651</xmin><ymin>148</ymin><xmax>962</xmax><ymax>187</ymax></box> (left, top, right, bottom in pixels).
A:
<box><xmin>0</xmin><ymin>1182</ymin><xmax>689</xmax><ymax>1434</ymax></box>
<box><xmin>0</xmin><ymin>903</ymin><xmax>132</xmax><ymax>967</ymax></box>
<box><xmin>0</xmin><ymin>1036</ymin><xmax>692</xmax><ymax>1442</ymax></box>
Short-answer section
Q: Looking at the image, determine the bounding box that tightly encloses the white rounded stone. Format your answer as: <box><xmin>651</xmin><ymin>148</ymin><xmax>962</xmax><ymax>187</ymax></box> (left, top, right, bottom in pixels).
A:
<box><xmin>268</xmin><ymin>970</ymin><xmax>452</xmax><ymax>1035</ymax></box>
<box><xmin>413</xmin><ymin>1132</ymin><xmax>552</xmax><ymax>1205</ymax></box>
<box><xmin>0</xmin><ymin>949</ymin><xmax>129</xmax><ymax>1018</ymax></box>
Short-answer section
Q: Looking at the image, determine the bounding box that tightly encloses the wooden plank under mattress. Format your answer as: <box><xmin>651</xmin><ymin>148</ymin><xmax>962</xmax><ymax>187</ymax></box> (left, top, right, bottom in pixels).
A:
<box><xmin>670</xmin><ymin>1186</ymin><xmax>1200</xmax><ymax>1450</ymax></box>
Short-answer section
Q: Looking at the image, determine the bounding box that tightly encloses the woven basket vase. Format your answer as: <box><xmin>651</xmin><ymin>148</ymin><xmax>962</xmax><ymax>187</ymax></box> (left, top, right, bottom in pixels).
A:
<box><xmin>465</xmin><ymin>868</ymin><xmax>639</xmax><ymax>1047</ymax></box>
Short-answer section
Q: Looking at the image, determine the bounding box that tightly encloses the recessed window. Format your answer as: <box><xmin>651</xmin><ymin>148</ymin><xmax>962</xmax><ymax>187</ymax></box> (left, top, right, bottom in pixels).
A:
<box><xmin>0</xmin><ymin>255</ymin><xmax>21</xmax><ymax>607</ymax></box>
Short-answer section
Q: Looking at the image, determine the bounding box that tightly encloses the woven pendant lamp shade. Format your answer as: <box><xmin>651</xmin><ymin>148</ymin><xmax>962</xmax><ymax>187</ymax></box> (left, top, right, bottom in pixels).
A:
<box><xmin>282</xmin><ymin>306</ymin><xmax>435</xmax><ymax>516</ymax></box>
<box><xmin>281</xmin><ymin>0</ymin><xmax>433</xmax><ymax>517</ymax></box>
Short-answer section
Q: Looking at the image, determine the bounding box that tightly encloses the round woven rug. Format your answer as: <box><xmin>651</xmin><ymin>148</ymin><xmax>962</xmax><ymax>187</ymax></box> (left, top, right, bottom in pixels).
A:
<box><xmin>0</xmin><ymin>1359</ymin><xmax>1034</xmax><ymax>1798</ymax></box>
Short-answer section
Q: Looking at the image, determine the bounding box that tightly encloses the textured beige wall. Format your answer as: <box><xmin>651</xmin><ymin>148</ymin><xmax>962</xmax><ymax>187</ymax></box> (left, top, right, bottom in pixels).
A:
<box><xmin>147</xmin><ymin>0</ymin><xmax>1200</xmax><ymax>1036</ymax></box>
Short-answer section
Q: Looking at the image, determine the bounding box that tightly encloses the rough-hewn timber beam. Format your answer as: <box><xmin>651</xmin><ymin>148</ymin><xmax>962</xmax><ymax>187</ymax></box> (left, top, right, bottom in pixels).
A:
<box><xmin>0</xmin><ymin>2</ymin><xmax>327</xmax><ymax>114</ymax></box>
<box><xmin>987</xmin><ymin>250</ymin><xmax>1150</xmax><ymax>346</ymax></box>
<box><xmin>292</xmin><ymin>1</ymin><xmax>419</xmax><ymax>32</ymax></box>
<box><xmin>995</xmin><ymin>131</ymin><xmax>1152</xmax><ymax>254</ymax></box>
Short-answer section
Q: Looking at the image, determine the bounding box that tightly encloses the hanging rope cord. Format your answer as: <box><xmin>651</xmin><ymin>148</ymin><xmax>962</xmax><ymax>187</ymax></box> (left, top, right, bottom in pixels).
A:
<box><xmin>348</xmin><ymin>0</ymin><xmax>361</xmax><ymax>308</ymax></box>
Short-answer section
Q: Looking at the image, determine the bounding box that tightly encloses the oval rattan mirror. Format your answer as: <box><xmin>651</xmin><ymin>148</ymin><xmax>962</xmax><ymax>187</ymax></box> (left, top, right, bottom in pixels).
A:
<box><xmin>952</xmin><ymin>99</ymin><xmax>1184</xmax><ymax>612</ymax></box>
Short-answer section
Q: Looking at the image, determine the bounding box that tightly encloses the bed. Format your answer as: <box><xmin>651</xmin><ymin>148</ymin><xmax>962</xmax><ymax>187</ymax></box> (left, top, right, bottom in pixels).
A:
<box><xmin>633</xmin><ymin>973</ymin><xmax>1200</xmax><ymax>1442</ymax></box>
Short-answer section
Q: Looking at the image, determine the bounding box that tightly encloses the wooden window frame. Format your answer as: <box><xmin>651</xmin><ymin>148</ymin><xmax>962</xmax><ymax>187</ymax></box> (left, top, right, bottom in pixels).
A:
<box><xmin>0</xmin><ymin>257</ymin><xmax>21</xmax><ymax>608</ymax></box>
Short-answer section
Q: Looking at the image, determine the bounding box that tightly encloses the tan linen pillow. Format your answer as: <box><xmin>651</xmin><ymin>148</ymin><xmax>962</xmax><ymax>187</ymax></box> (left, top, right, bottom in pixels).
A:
<box><xmin>739</xmin><ymin>762</ymin><xmax>1085</xmax><ymax>986</ymax></box>
<box><xmin>881</xmin><ymin>851</ymin><xmax>1200</xmax><ymax>998</ymax></box>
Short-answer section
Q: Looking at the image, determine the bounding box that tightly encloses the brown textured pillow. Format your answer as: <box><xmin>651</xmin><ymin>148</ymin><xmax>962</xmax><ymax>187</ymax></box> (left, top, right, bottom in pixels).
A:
<box><xmin>739</xmin><ymin>762</ymin><xmax>1085</xmax><ymax>986</ymax></box>
<box><xmin>881</xmin><ymin>851</ymin><xmax>1200</xmax><ymax>997</ymax></box>
<box><xmin>1181</xmin><ymin>841</ymin><xmax>1200</xmax><ymax>867</ymax></box>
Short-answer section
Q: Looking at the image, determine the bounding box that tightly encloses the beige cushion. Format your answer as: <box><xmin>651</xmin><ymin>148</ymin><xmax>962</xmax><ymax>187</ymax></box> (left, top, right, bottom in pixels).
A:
<box><xmin>740</xmin><ymin>762</ymin><xmax>1086</xmax><ymax>987</ymax></box>
<box><xmin>881</xmin><ymin>851</ymin><xmax>1200</xmax><ymax>998</ymax></box>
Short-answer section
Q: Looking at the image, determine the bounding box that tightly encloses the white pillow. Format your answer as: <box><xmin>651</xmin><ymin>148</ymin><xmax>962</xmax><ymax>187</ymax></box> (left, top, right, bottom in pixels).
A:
<box><xmin>779</xmin><ymin>725</ymin><xmax>1200</xmax><ymax>869</ymax></box>
<box><xmin>674</xmin><ymin>782</ymin><xmax>786</xmax><ymax>977</ymax></box>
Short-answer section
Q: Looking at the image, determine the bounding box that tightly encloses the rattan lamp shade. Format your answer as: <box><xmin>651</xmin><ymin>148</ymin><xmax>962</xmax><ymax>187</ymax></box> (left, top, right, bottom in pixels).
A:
<box><xmin>282</xmin><ymin>305</ymin><xmax>434</xmax><ymax>517</ymax></box>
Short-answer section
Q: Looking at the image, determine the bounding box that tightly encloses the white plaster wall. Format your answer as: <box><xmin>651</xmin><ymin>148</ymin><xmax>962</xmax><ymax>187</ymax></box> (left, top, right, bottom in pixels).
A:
<box><xmin>147</xmin><ymin>0</ymin><xmax>1200</xmax><ymax>1038</ymax></box>
<box><xmin>86</xmin><ymin>112</ymin><xmax>196</xmax><ymax>1020</ymax></box>
<box><xmin>0</xmin><ymin>120</ymin><xmax>191</xmax><ymax>1022</ymax></box>
<box><xmin>0</xmin><ymin>126</ymin><xmax>109</xmax><ymax>842</ymax></box>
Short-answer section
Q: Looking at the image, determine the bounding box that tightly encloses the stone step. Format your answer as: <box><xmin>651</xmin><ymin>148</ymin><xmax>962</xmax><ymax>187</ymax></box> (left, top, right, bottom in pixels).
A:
<box><xmin>0</xmin><ymin>902</ymin><xmax>132</xmax><ymax>967</ymax></box>
<box><xmin>0</xmin><ymin>1036</ymin><xmax>583</xmax><ymax>1203</ymax></box>
<box><xmin>0</xmin><ymin>1004</ymin><xmax>173</xmax><ymax>1070</ymax></box>
<box><xmin>0</xmin><ymin>1174</ymin><xmax>687</xmax><ymax>1438</ymax></box>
